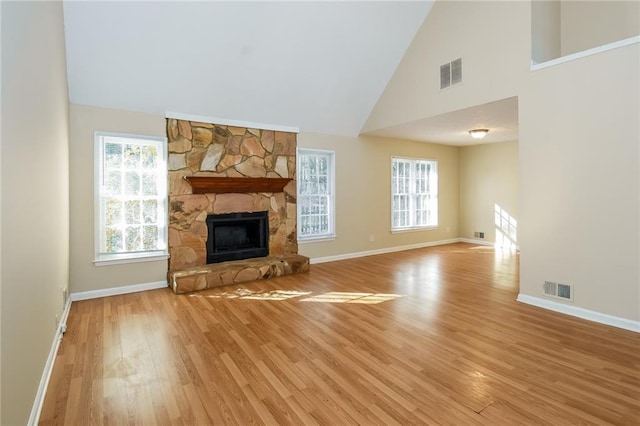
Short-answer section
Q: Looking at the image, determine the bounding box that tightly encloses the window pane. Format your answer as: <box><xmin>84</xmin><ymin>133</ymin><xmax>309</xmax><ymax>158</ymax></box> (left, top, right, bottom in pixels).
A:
<box><xmin>142</xmin><ymin>172</ymin><xmax>158</xmax><ymax>196</ymax></box>
<box><xmin>141</xmin><ymin>145</ymin><xmax>158</xmax><ymax>169</ymax></box>
<box><xmin>309</xmin><ymin>181</ymin><xmax>318</xmax><ymax>196</ymax></box>
<box><xmin>125</xmin><ymin>226</ymin><xmax>142</xmax><ymax>251</ymax></box>
<box><xmin>105</xmin><ymin>171</ymin><xmax>121</xmax><ymax>195</ymax></box>
<box><xmin>105</xmin><ymin>227</ymin><xmax>123</xmax><ymax>253</ymax></box>
<box><xmin>298</xmin><ymin>150</ymin><xmax>334</xmax><ymax>239</ymax></box>
<box><xmin>124</xmin><ymin>171</ymin><xmax>140</xmax><ymax>196</ymax></box>
<box><xmin>125</xmin><ymin>200</ymin><xmax>141</xmax><ymax>225</ymax></box>
<box><xmin>98</xmin><ymin>134</ymin><xmax>166</xmax><ymax>258</ymax></box>
<box><xmin>105</xmin><ymin>198</ymin><xmax>122</xmax><ymax>226</ymax></box>
<box><xmin>143</xmin><ymin>200</ymin><xmax>157</xmax><ymax>224</ymax></box>
<box><xmin>300</xmin><ymin>198</ymin><xmax>311</xmax><ymax>215</ymax></box>
<box><xmin>124</xmin><ymin>144</ymin><xmax>141</xmax><ymax>168</ymax></box>
<box><xmin>415</xmin><ymin>194</ymin><xmax>429</xmax><ymax>225</ymax></box>
<box><xmin>319</xmin><ymin>157</ymin><xmax>327</xmax><ymax>174</ymax></box>
<box><xmin>318</xmin><ymin>175</ymin><xmax>327</xmax><ymax>194</ymax></box>
<box><xmin>104</xmin><ymin>143</ymin><xmax>123</xmax><ymax>167</ymax></box>
<box><xmin>143</xmin><ymin>226</ymin><xmax>159</xmax><ymax>250</ymax></box>
<box><xmin>391</xmin><ymin>158</ymin><xmax>437</xmax><ymax>230</ymax></box>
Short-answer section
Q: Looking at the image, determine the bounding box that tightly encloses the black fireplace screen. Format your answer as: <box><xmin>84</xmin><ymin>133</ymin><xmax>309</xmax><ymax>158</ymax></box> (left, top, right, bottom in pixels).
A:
<box><xmin>206</xmin><ymin>211</ymin><xmax>269</xmax><ymax>263</ymax></box>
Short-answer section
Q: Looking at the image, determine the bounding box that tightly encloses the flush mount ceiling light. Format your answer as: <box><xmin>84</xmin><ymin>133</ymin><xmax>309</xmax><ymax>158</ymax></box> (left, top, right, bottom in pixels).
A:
<box><xmin>469</xmin><ymin>128</ymin><xmax>489</xmax><ymax>139</ymax></box>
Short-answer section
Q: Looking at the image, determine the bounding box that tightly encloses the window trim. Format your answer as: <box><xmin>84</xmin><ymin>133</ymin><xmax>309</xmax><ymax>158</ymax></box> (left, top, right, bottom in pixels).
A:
<box><xmin>390</xmin><ymin>156</ymin><xmax>438</xmax><ymax>232</ymax></box>
<box><xmin>296</xmin><ymin>148</ymin><xmax>336</xmax><ymax>242</ymax></box>
<box><xmin>94</xmin><ymin>131</ymin><xmax>169</xmax><ymax>265</ymax></box>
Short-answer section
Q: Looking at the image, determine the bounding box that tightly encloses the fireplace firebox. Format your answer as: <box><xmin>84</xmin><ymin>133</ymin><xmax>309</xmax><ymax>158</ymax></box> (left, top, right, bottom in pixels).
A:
<box><xmin>206</xmin><ymin>211</ymin><xmax>269</xmax><ymax>263</ymax></box>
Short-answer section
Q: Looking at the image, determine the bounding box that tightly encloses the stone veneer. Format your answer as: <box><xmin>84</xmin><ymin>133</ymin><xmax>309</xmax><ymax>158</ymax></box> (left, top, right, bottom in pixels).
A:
<box><xmin>167</xmin><ymin>119</ymin><xmax>309</xmax><ymax>293</ymax></box>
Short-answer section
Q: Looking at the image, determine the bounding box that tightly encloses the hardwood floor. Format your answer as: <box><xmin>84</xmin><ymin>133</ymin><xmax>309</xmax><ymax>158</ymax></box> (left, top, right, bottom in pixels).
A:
<box><xmin>40</xmin><ymin>243</ymin><xmax>640</xmax><ymax>425</ymax></box>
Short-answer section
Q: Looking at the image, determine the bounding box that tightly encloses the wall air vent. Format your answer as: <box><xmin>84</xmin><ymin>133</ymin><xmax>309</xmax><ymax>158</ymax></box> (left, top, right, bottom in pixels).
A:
<box><xmin>440</xmin><ymin>58</ymin><xmax>462</xmax><ymax>89</ymax></box>
<box><xmin>451</xmin><ymin>58</ymin><xmax>462</xmax><ymax>85</ymax></box>
<box><xmin>557</xmin><ymin>283</ymin><xmax>572</xmax><ymax>300</ymax></box>
<box><xmin>440</xmin><ymin>63</ymin><xmax>451</xmax><ymax>89</ymax></box>
<box><xmin>543</xmin><ymin>280</ymin><xmax>574</xmax><ymax>302</ymax></box>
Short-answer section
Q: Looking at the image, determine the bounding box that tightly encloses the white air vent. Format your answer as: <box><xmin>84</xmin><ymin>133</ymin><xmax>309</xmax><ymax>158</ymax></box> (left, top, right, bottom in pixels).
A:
<box><xmin>557</xmin><ymin>283</ymin><xmax>572</xmax><ymax>300</ymax></box>
<box><xmin>543</xmin><ymin>280</ymin><xmax>556</xmax><ymax>295</ymax></box>
<box><xmin>451</xmin><ymin>58</ymin><xmax>462</xmax><ymax>85</ymax></box>
<box><xmin>440</xmin><ymin>58</ymin><xmax>462</xmax><ymax>89</ymax></box>
<box><xmin>440</xmin><ymin>63</ymin><xmax>451</xmax><ymax>89</ymax></box>
<box><xmin>543</xmin><ymin>280</ymin><xmax>574</xmax><ymax>302</ymax></box>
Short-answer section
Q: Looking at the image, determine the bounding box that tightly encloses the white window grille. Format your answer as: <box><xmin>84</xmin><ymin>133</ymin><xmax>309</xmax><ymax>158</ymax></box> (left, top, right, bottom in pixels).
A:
<box><xmin>95</xmin><ymin>132</ymin><xmax>168</xmax><ymax>264</ymax></box>
<box><xmin>392</xmin><ymin>157</ymin><xmax>438</xmax><ymax>230</ymax></box>
<box><xmin>297</xmin><ymin>149</ymin><xmax>335</xmax><ymax>241</ymax></box>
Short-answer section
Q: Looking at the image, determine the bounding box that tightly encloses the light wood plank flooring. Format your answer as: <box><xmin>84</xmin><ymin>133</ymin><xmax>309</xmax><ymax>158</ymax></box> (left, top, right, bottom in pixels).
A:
<box><xmin>40</xmin><ymin>243</ymin><xmax>640</xmax><ymax>425</ymax></box>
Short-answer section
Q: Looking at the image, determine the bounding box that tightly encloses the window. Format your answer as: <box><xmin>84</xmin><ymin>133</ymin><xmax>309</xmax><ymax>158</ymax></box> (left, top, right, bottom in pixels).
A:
<box><xmin>297</xmin><ymin>149</ymin><xmax>335</xmax><ymax>241</ymax></box>
<box><xmin>95</xmin><ymin>132</ymin><xmax>168</xmax><ymax>264</ymax></box>
<box><xmin>392</xmin><ymin>157</ymin><xmax>438</xmax><ymax>231</ymax></box>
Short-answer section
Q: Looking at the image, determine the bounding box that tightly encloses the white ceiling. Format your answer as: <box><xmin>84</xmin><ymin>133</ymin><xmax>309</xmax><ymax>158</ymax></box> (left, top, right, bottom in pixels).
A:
<box><xmin>63</xmin><ymin>1</ymin><xmax>434</xmax><ymax>137</ymax></box>
<box><xmin>363</xmin><ymin>96</ymin><xmax>519</xmax><ymax>146</ymax></box>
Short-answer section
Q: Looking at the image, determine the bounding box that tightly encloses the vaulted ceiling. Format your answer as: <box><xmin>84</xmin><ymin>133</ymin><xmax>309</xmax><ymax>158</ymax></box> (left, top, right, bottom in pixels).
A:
<box><xmin>63</xmin><ymin>1</ymin><xmax>434</xmax><ymax>137</ymax></box>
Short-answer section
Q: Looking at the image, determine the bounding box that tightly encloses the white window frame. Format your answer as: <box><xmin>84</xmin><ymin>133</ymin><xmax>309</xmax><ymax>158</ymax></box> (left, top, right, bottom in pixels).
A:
<box><xmin>391</xmin><ymin>156</ymin><xmax>438</xmax><ymax>232</ymax></box>
<box><xmin>94</xmin><ymin>132</ymin><xmax>169</xmax><ymax>265</ymax></box>
<box><xmin>297</xmin><ymin>148</ymin><xmax>336</xmax><ymax>242</ymax></box>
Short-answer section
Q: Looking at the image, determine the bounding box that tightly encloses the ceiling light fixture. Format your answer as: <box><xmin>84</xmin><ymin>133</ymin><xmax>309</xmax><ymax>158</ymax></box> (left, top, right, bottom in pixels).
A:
<box><xmin>469</xmin><ymin>128</ymin><xmax>489</xmax><ymax>139</ymax></box>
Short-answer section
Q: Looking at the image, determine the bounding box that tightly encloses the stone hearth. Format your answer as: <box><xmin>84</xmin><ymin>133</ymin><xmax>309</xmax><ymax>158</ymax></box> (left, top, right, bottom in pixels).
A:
<box><xmin>169</xmin><ymin>254</ymin><xmax>309</xmax><ymax>294</ymax></box>
<box><xmin>167</xmin><ymin>119</ymin><xmax>309</xmax><ymax>293</ymax></box>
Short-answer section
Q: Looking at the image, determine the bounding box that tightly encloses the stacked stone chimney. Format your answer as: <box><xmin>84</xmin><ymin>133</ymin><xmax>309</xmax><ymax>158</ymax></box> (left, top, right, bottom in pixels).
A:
<box><xmin>166</xmin><ymin>119</ymin><xmax>308</xmax><ymax>293</ymax></box>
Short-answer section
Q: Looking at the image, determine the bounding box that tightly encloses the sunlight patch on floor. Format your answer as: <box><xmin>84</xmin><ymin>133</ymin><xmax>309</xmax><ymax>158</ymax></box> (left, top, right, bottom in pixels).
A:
<box><xmin>189</xmin><ymin>289</ymin><xmax>404</xmax><ymax>304</ymax></box>
<box><xmin>300</xmin><ymin>292</ymin><xmax>403</xmax><ymax>304</ymax></box>
<box><xmin>191</xmin><ymin>288</ymin><xmax>312</xmax><ymax>301</ymax></box>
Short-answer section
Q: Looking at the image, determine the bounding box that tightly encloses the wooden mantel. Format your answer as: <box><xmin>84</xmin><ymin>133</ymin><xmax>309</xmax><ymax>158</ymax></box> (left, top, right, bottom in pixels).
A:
<box><xmin>184</xmin><ymin>176</ymin><xmax>292</xmax><ymax>194</ymax></box>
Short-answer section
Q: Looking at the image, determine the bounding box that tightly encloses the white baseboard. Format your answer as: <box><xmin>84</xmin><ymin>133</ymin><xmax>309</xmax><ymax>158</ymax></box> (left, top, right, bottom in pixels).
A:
<box><xmin>28</xmin><ymin>297</ymin><xmax>72</xmax><ymax>426</ymax></box>
<box><xmin>517</xmin><ymin>294</ymin><xmax>640</xmax><ymax>333</ymax></box>
<box><xmin>70</xmin><ymin>280</ymin><xmax>168</xmax><ymax>301</ymax></box>
<box><xmin>310</xmin><ymin>238</ymin><xmax>461</xmax><ymax>264</ymax></box>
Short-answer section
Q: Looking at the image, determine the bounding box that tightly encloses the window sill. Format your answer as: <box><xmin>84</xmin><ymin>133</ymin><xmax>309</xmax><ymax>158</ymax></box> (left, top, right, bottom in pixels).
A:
<box><xmin>391</xmin><ymin>226</ymin><xmax>438</xmax><ymax>234</ymax></box>
<box><xmin>94</xmin><ymin>252</ymin><xmax>169</xmax><ymax>267</ymax></box>
<box><xmin>298</xmin><ymin>235</ymin><xmax>336</xmax><ymax>244</ymax></box>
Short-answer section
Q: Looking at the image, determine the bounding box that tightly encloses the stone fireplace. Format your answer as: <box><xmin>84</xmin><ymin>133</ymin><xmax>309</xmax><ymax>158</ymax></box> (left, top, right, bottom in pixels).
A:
<box><xmin>167</xmin><ymin>119</ymin><xmax>309</xmax><ymax>293</ymax></box>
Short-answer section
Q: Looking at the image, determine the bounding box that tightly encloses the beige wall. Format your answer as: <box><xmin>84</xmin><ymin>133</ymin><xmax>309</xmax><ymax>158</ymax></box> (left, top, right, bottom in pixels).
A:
<box><xmin>69</xmin><ymin>104</ymin><xmax>167</xmax><ymax>293</ymax></box>
<box><xmin>561</xmin><ymin>1</ymin><xmax>640</xmax><ymax>56</ymax></box>
<box><xmin>520</xmin><ymin>44</ymin><xmax>639</xmax><ymax>321</ymax></box>
<box><xmin>362</xmin><ymin>0</ymin><xmax>529</xmax><ymax>133</ymax></box>
<box><xmin>459</xmin><ymin>142</ymin><xmax>519</xmax><ymax>245</ymax></box>
<box><xmin>361</xmin><ymin>0</ymin><xmax>639</xmax><ymax>323</ymax></box>
<box><xmin>1</xmin><ymin>1</ymin><xmax>70</xmax><ymax>424</ymax></box>
<box><xmin>297</xmin><ymin>133</ymin><xmax>459</xmax><ymax>260</ymax></box>
<box><xmin>532</xmin><ymin>0</ymin><xmax>561</xmax><ymax>64</ymax></box>
<box><xmin>532</xmin><ymin>1</ymin><xmax>639</xmax><ymax>64</ymax></box>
